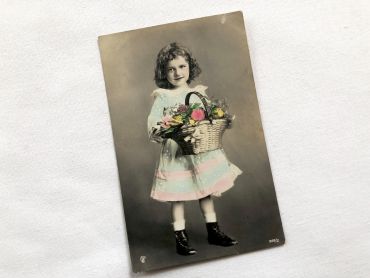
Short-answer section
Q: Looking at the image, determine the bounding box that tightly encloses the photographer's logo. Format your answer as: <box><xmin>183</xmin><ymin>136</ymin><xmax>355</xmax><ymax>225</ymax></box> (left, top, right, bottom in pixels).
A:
<box><xmin>269</xmin><ymin>238</ymin><xmax>280</xmax><ymax>244</ymax></box>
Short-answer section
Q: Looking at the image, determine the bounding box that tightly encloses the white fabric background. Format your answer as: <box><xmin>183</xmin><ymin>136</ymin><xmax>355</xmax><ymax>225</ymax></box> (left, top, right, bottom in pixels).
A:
<box><xmin>1</xmin><ymin>1</ymin><xmax>369</xmax><ymax>277</ymax></box>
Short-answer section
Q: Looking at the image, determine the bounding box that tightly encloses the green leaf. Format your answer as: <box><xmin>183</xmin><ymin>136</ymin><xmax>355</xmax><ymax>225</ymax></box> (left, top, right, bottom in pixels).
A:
<box><xmin>191</xmin><ymin>103</ymin><xmax>201</xmax><ymax>109</ymax></box>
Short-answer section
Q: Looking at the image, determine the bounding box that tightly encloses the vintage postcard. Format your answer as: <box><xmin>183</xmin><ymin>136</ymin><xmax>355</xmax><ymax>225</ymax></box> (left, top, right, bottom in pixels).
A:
<box><xmin>98</xmin><ymin>11</ymin><xmax>284</xmax><ymax>273</ymax></box>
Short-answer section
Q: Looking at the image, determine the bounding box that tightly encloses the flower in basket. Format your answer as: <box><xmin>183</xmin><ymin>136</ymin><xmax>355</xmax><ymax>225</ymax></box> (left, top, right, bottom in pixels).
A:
<box><xmin>188</xmin><ymin>119</ymin><xmax>196</xmax><ymax>126</ymax></box>
<box><xmin>171</xmin><ymin>115</ymin><xmax>184</xmax><ymax>125</ymax></box>
<box><xmin>191</xmin><ymin>108</ymin><xmax>205</xmax><ymax>121</ymax></box>
<box><xmin>157</xmin><ymin>97</ymin><xmax>234</xmax><ymax>140</ymax></box>
<box><xmin>161</xmin><ymin>115</ymin><xmax>173</xmax><ymax>129</ymax></box>
<box><xmin>177</xmin><ymin>104</ymin><xmax>188</xmax><ymax>113</ymax></box>
<box><xmin>212</xmin><ymin>107</ymin><xmax>225</xmax><ymax>119</ymax></box>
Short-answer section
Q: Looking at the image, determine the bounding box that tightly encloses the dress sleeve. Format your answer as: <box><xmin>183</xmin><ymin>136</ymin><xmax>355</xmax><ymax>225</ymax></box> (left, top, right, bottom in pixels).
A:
<box><xmin>195</xmin><ymin>85</ymin><xmax>208</xmax><ymax>96</ymax></box>
<box><xmin>147</xmin><ymin>92</ymin><xmax>166</xmax><ymax>143</ymax></box>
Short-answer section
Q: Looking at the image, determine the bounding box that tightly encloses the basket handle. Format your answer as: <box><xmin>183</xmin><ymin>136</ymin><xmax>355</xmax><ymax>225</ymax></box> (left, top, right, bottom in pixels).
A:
<box><xmin>185</xmin><ymin>91</ymin><xmax>212</xmax><ymax>123</ymax></box>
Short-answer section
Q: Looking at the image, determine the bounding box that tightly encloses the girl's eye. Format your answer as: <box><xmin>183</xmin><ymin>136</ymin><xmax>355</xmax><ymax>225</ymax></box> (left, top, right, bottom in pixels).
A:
<box><xmin>180</xmin><ymin>65</ymin><xmax>187</xmax><ymax>68</ymax></box>
<box><xmin>168</xmin><ymin>68</ymin><xmax>174</xmax><ymax>72</ymax></box>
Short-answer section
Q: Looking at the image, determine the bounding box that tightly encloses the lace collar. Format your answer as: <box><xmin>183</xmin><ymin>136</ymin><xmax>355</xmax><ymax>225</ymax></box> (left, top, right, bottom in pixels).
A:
<box><xmin>151</xmin><ymin>85</ymin><xmax>208</xmax><ymax>97</ymax></box>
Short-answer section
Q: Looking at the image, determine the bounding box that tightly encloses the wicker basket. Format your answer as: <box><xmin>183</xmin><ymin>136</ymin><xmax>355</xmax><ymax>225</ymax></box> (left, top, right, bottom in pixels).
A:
<box><xmin>172</xmin><ymin>91</ymin><xmax>228</xmax><ymax>155</ymax></box>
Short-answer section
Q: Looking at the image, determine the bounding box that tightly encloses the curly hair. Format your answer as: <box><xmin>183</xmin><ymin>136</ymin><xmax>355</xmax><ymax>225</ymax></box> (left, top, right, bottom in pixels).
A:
<box><xmin>154</xmin><ymin>42</ymin><xmax>201</xmax><ymax>89</ymax></box>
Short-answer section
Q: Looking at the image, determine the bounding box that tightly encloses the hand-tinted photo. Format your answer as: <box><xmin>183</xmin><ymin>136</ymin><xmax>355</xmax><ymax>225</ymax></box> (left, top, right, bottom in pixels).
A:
<box><xmin>98</xmin><ymin>11</ymin><xmax>285</xmax><ymax>273</ymax></box>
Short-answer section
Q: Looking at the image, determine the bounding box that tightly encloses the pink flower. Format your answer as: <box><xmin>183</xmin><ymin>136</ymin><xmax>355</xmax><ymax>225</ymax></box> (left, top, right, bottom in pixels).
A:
<box><xmin>161</xmin><ymin>115</ymin><xmax>173</xmax><ymax>128</ymax></box>
<box><xmin>191</xmin><ymin>109</ymin><xmax>205</xmax><ymax>121</ymax></box>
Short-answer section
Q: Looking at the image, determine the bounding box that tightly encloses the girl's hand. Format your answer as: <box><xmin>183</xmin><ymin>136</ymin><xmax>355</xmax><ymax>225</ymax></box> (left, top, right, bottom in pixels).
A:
<box><xmin>150</xmin><ymin>127</ymin><xmax>165</xmax><ymax>143</ymax></box>
<box><xmin>183</xmin><ymin>127</ymin><xmax>202</xmax><ymax>143</ymax></box>
<box><xmin>177</xmin><ymin>126</ymin><xmax>196</xmax><ymax>136</ymax></box>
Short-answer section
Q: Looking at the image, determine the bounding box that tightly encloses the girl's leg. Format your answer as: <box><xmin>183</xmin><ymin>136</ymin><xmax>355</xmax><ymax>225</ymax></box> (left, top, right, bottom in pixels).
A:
<box><xmin>199</xmin><ymin>195</ymin><xmax>238</xmax><ymax>246</ymax></box>
<box><xmin>171</xmin><ymin>201</ymin><xmax>185</xmax><ymax>231</ymax></box>
<box><xmin>198</xmin><ymin>195</ymin><xmax>217</xmax><ymax>223</ymax></box>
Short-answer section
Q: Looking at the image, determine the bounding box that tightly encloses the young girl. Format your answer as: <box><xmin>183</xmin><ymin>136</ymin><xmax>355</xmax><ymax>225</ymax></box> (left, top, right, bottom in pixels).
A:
<box><xmin>147</xmin><ymin>42</ymin><xmax>242</xmax><ymax>256</ymax></box>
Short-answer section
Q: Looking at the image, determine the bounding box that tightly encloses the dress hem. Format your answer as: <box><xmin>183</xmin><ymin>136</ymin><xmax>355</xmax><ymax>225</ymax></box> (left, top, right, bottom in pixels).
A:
<box><xmin>150</xmin><ymin>170</ymin><xmax>241</xmax><ymax>202</ymax></box>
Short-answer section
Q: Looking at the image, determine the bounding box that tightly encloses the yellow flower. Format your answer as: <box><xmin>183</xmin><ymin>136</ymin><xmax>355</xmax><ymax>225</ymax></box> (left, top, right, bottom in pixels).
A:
<box><xmin>189</xmin><ymin>119</ymin><xmax>196</xmax><ymax>126</ymax></box>
<box><xmin>213</xmin><ymin>107</ymin><xmax>224</xmax><ymax>118</ymax></box>
<box><xmin>170</xmin><ymin>115</ymin><xmax>183</xmax><ymax>125</ymax></box>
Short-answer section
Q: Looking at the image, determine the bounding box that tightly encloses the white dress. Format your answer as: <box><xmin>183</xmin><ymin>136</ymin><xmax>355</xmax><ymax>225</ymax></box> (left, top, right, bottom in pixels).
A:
<box><xmin>147</xmin><ymin>85</ymin><xmax>242</xmax><ymax>202</ymax></box>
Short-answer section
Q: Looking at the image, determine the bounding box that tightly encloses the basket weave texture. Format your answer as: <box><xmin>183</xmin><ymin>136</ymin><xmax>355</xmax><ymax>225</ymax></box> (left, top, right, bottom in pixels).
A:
<box><xmin>171</xmin><ymin>91</ymin><xmax>228</xmax><ymax>155</ymax></box>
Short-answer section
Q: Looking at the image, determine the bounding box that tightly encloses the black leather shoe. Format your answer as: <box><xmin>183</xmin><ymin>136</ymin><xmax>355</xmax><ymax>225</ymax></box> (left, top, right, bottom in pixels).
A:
<box><xmin>206</xmin><ymin>222</ymin><xmax>238</xmax><ymax>247</ymax></box>
<box><xmin>174</xmin><ymin>230</ymin><xmax>197</xmax><ymax>256</ymax></box>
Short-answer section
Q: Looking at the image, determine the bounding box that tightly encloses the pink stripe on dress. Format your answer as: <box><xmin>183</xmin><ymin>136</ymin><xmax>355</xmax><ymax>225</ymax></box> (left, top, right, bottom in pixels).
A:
<box><xmin>151</xmin><ymin>171</ymin><xmax>240</xmax><ymax>202</ymax></box>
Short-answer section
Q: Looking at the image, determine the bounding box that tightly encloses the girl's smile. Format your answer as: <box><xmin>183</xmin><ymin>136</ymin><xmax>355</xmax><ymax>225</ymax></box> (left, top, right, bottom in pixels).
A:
<box><xmin>166</xmin><ymin>56</ymin><xmax>190</xmax><ymax>89</ymax></box>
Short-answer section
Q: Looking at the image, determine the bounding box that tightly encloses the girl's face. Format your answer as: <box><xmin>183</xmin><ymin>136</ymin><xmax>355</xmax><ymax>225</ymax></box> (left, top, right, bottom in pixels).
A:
<box><xmin>166</xmin><ymin>56</ymin><xmax>190</xmax><ymax>89</ymax></box>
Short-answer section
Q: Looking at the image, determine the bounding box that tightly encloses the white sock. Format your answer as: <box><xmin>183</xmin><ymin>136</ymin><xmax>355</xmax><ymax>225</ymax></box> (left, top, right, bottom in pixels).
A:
<box><xmin>172</xmin><ymin>201</ymin><xmax>185</xmax><ymax>231</ymax></box>
<box><xmin>173</xmin><ymin>219</ymin><xmax>185</xmax><ymax>231</ymax></box>
<box><xmin>204</xmin><ymin>212</ymin><xmax>217</xmax><ymax>223</ymax></box>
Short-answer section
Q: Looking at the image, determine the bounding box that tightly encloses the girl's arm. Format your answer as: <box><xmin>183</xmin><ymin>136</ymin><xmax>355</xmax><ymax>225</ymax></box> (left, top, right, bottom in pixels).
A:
<box><xmin>147</xmin><ymin>92</ymin><xmax>166</xmax><ymax>143</ymax></box>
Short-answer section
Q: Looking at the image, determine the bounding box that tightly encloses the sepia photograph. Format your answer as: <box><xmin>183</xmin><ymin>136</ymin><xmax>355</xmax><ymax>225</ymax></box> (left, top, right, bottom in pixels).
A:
<box><xmin>98</xmin><ymin>11</ymin><xmax>284</xmax><ymax>272</ymax></box>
